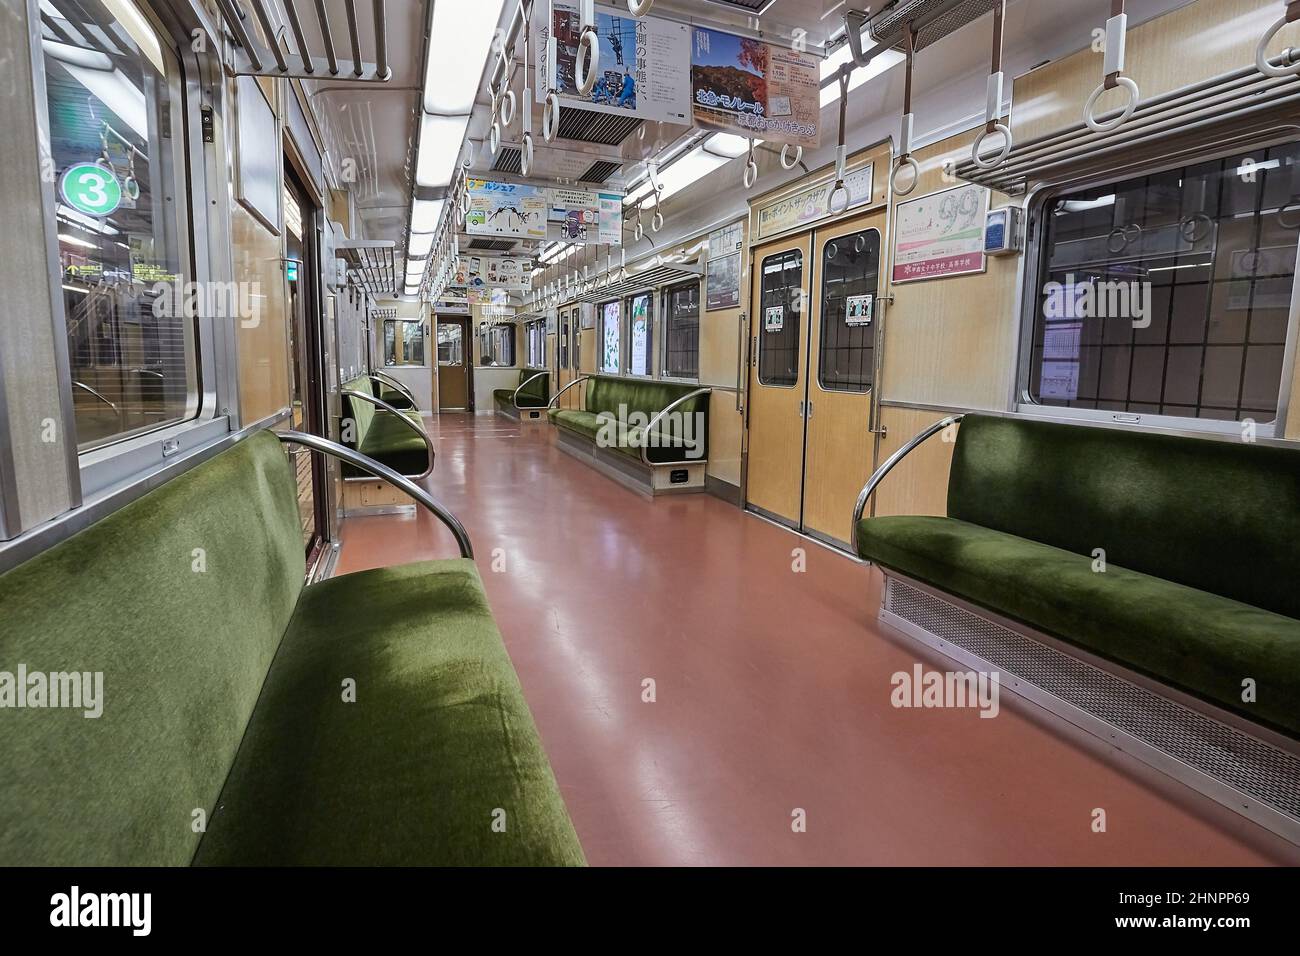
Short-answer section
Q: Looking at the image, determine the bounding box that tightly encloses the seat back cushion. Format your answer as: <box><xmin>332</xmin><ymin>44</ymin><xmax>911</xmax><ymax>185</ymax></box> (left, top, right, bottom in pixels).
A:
<box><xmin>341</xmin><ymin>376</ymin><xmax>375</xmax><ymax>447</ymax></box>
<box><xmin>585</xmin><ymin>376</ymin><xmax>709</xmax><ymax>457</ymax></box>
<box><xmin>948</xmin><ymin>415</ymin><xmax>1300</xmax><ymax>619</ymax></box>
<box><xmin>0</xmin><ymin>430</ymin><xmax>305</xmax><ymax>865</ymax></box>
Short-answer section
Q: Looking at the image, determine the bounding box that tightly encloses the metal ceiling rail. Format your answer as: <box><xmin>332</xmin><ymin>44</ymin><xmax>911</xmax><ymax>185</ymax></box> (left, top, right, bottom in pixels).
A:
<box><xmin>338</xmin><ymin>239</ymin><xmax>398</xmax><ymax>296</ymax></box>
<box><xmin>954</xmin><ymin>57</ymin><xmax>1300</xmax><ymax>195</ymax></box>
<box><xmin>571</xmin><ymin>262</ymin><xmax>703</xmax><ymax>304</ymax></box>
<box><xmin>822</xmin><ymin>0</ymin><xmax>975</xmax><ymax>91</ymax></box>
<box><xmin>212</xmin><ymin>0</ymin><xmax>392</xmax><ymax>81</ymax></box>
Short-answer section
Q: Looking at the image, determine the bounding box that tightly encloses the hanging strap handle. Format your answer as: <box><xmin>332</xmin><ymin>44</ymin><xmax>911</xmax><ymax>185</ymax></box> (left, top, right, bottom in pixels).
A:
<box><xmin>574</xmin><ymin>0</ymin><xmax>600</xmax><ymax>95</ymax></box>
<box><xmin>891</xmin><ymin>23</ymin><xmax>920</xmax><ymax>196</ymax></box>
<box><xmin>1084</xmin><ymin>0</ymin><xmax>1140</xmax><ymax>132</ymax></box>
<box><xmin>971</xmin><ymin>0</ymin><xmax>1012</xmax><ymax>170</ymax></box>
<box><xmin>826</xmin><ymin>69</ymin><xmax>852</xmax><ymax>213</ymax></box>
<box><xmin>1257</xmin><ymin>0</ymin><xmax>1300</xmax><ymax>76</ymax></box>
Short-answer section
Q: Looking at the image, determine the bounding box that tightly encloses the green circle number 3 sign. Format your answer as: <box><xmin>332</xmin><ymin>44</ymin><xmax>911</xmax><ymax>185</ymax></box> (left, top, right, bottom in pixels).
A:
<box><xmin>59</xmin><ymin>163</ymin><xmax>123</xmax><ymax>217</ymax></box>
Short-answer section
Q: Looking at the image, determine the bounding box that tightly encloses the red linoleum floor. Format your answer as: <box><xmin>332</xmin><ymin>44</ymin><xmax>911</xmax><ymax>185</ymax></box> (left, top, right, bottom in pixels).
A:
<box><xmin>334</xmin><ymin>413</ymin><xmax>1292</xmax><ymax>866</ymax></box>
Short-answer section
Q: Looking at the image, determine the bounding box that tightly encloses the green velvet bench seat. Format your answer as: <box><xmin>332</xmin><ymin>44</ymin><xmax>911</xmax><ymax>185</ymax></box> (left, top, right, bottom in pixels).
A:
<box><xmin>341</xmin><ymin>375</ymin><xmax>431</xmax><ymax>479</ymax></box>
<box><xmin>0</xmin><ymin>430</ymin><xmax>584</xmax><ymax>866</ymax></box>
<box><xmin>547</xmin><ymin>375</ymin><xmax>711</xmax><ymax>495</ymax></box>
<box><xmin>493</xmin><ymin>370</ymin><xmax>549</xmax><ymax>421</ymax></box>
<box><xmin>855</xmin><ymin>414</ymin><xmax>1300</xmax><ymax>741</ymax></box>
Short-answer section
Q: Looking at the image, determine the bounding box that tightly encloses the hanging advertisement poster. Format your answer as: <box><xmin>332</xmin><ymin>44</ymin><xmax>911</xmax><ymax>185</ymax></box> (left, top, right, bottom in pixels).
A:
<box><xmin>465</xmin><ymin>179</ymin><xmax>547</xmax><ymax>240</ymax></box>
<box><xmin>534</xmin><ymin>2</ymin><xmax>690</xmax><ymax>124</ymax></box>
<box><xmin>629</xmin><ymin>293</ymin><xmax>650</xmax><ymax>376</ymax></box>
<box><xmin>549</xmin><ymin>188</ymin><xmax>601</xmax><ymax>243</ymax></box>
<box><xmin>690</xmin><ymin>27</ymin><xmax>820</xmax><ymax>148</ymax></box>
<box><xmin>601</xmin><ymin>301</ymin><xmax>621</xmax><ymax>373</ymax></box>
<box><xmin>599</xmin><ymin>193</ymin><xmax>623</xmax><ymax>245</ymax></box>
<box><xmin>453</xmin><ymin>256</ymin><xmax>533</xmax><ymax>294</ymax></box>
<box><xmin>892</xmin><ymin>183</ymin><xmax>989</xmax><ymax>283</ymax></box>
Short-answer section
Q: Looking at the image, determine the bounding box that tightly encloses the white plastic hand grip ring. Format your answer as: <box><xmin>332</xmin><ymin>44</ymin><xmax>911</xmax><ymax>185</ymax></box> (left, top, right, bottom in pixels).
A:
<box><xmin>521</xmin><ymin>132</ymin><xmax>534</xmax><ymax>176</ymax></box>
<box><xmin>489</xmin><ymin>120</ymin><xmax>501</xmax><ymax>154</ymax></box>
<box><xmin>1257</xmin><ymin>9</ymin><xmax>1300</xmax><ymax>77</ymax></box>
<box><xmin>827</xmin><ymin>180</ymin><xmax>851</xmax><ymax>215</ymax></box>
<box><xmin>627</xmin><ymin>0</ymin><xmax>655</xmax><ymax>15</ymax></box>
<box><xmin>779</xmin><ymin>143</ymin><xmax>802</xmax><ymax>170</ymax></box>
<box><xmin>1084</xmin><ymin>75</ymin><xmax>1139</xmax><ymax>132</ymax></box>
<box><xmin>575</xmin><ymin>27</ymin><xmax>600</xmax><ymax>96</ymax></box>
<box><xmin>543</xmin><ymin>93</ymin><xmax>561</xmax><ymax>142</ymax></box>
<box><xmin>891</xmin><ymin>156</ymin><xmax>920</xmax><ymax>196</ymax></box>
<box><xmin>500</xmin><ymin>89</ymin><xmax>516</xmax><ymax>128</ymax></box>
<box><xmin>971</xmin><ymin>123</ymin><xmax>1012</xmax><ymax>170</ymax></box>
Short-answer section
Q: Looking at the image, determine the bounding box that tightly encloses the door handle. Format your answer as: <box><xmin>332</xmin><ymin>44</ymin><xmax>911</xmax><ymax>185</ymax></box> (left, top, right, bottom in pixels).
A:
<box><xmin>798</xmin><ymin>399</ymin><xmax>805</xmax><ymax>417</ymax></box>
<box><xmin>806</xmin><ymin>400</ymin><xmax>814</xmax><ymax>419</ymax></box>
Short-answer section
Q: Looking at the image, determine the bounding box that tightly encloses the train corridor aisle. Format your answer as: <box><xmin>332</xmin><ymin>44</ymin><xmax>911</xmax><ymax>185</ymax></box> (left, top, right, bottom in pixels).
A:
<box><xmin>335</xmin><ymin>415</ymin><xmax>1287</xmax><ymax>867</ymax></box>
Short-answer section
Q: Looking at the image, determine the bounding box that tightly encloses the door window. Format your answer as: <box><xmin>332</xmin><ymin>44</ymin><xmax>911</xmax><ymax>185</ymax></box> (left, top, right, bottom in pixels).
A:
<box><xmin>818</xmin><ymin>230</ymin><xmax>881</xmax><ymax>392</ymax></box>
<box><xmin>758</xmin><ymin>250</ymin><xmax>804</xmax><ymax>387</ymax></box>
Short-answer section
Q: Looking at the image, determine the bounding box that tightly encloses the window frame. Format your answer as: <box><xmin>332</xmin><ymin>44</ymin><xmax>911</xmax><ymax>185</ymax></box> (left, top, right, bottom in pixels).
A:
<box><xmin>757</xmin><ymin>248</ymin><xmax>805</xmax><ymax>389</ymax></box>
<box><xmin>477</xmin><ymin>322</ymin><xmax>515</xmax><ymax>368</ymax></box>
<box><xmin>61</xmin><ymin>1</ymin><xmax>234</xmax><ymax>498</ymax></box>
<box><xmin>384</xmin><ymin>318</ymin><xmax>428</xmax><ymax>367</ymax></box>
<box><xmin>1014</xmin><ymin>138</ymin><xmax>1300</xmax><ymax>440</ymax></box>
<box><xmin>660</xmin><ymin>279</ymin><xmax>701</xmax><ymax>383</ymax></box>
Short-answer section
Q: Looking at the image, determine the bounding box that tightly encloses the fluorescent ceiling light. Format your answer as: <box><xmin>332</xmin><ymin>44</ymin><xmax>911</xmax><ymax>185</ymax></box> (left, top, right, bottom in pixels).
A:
<box><xmin>658</xmin><ymin>148</ymin><xmax>731</xmax><ymax>201</ymax></box>
<box><xmin>703</xmin><ymin>134</ymin><xmax>752</xmax><ymax>159</ymax></box>
<box><xmin>409</xmin><ymin>232</ymin><xmax>434</xmax><ymax>257</ymax></box>
<box><xmin>58</xmin><ymin>233</ymin><xmax>96</xmax><ymax>248</ymax></box>
<box><xmin>416</xmin><ymin>114</ymin><xmax>468</xmax><ymax>188</ymax></box>
<box><xmin>423</xmin><ymin>0</ymin><xmax>508</xmax><ymax>114</ymax></box>
<box><xmin>820</xmin><ymin>46</ymin><xmax>906</xmax><ymax>108</ymax></box>
<box><xmin>410</xmin><ymin>198</ymin><xmax>444</xmax><ymax>233</ymax></box>
<box><xmin>59</xmin><ymin>62</ymin><xmax>148</xmax><ymax>139</ymax></box>
<box><xmin>98</xmin><ymin>0</ymin><xmax>166</xmax><ymax>75</ymax></box>
<box><xmin>406</xmin><ymin>259</ymin><xmax>426</xmax><ymax>276</ymax></box>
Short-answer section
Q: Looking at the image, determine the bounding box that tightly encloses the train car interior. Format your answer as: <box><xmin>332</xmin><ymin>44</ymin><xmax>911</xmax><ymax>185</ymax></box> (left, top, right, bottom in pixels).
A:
<box><xmin>3</xmin><ymin>0</ymin><xmax>1300</xmax><ymax>895</ymax></box>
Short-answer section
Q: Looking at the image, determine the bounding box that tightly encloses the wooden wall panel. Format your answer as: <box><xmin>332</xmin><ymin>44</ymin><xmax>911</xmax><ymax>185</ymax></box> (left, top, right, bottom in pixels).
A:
<box><xmin>872</xmin><ymin>407</ymin><xmax>960</xmax><ymax>519</ymax></box>
<box><xmin>232</xmin><ymin>191</ymin><xmax>291</xmax><ymax>424</ymax></box>
<box><xmin>1013</xmin><ymin>0</ymin><xmax>1282</xmax><ymax>143</ymax></box>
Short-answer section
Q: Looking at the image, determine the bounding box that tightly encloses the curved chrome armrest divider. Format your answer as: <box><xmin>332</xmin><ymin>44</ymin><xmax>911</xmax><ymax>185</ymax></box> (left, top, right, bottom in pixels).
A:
<box><xmin>639</xmin><ymin>387</ymin><xmax>712</xmax><ymax>467</ymax></box>
<box><xmin>546</xmin><ymin>375</ymin><xmax>591</xmax><ymax>411</ymax></box>
<box><xmin>850</xmin><ymin>414</ymin><xmax>965</xmax><ymax>555</ymax></box>
<box><xmin>367</xmin><ymin>370</ymin><xmax>419</xmax><ymax>408</ymax></box>
<box><xmin>340</xmin><ymin>389</ymin><xmax>434</xmax><ymax>479</ymax></box>
<box><xmin>71</xmin><ymin>381</ymin><xmax>123</xmax><ymax>425</ymax></box>
<box><xmin>512</xmin><ymin>370</ymin><xmax>552</xmax><ymax>410</ymax></box>
<box><xmin>276</xmin><ymin>431</ymin><xmax>472</xmax><ymax>559</ymax></box>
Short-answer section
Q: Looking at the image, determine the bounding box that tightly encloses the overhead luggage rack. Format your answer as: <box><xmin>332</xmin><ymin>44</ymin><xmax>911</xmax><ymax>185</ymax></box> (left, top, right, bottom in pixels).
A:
<box><xmin>955</xmin><ymin>57</ymin><xmax>1300</xmax><ymax>196</ymax></box>
<box><xmin>571</xmin><ymin>261</ymin><xmax>703</xmax><ymax>304</ymax></box>
<box><xmin>337</xmin><ymin>240</ymin><xmax>398</xmax><ymax>296</ymax></box>
<box><xmin>212</xmin><ymin>0</ymin><xmax>393</xmax><ymax>82</ymax></box>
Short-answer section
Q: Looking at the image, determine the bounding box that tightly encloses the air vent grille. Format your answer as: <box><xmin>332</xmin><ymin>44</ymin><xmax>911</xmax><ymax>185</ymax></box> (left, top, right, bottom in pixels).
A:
<box><xmin>556</xmin><ymin>108</ymin><xmax>643</xmax><ymax>146</ymax></box>
<box><xmin>578</xmin><ymin>160</ymin><xmax>621</xmax><ymax>184</ymax></box>
<box><xmin>492</xmin><ymin>146</ymin><xmax>523</xmax><ymax>174</ymax></box>
<box><xmin>467</xmin><ymin>238</ymin><xmax>517</xmax><ymax>252</ymax></box>
<box><xmin>883</xmin><ymin>575</ymin><xmax>1300</xmax><ymax>839</ymax></box>
<box><xmin>869</xmin><ymin>0</ymin><xmax>999</xmax><ymax>52</ymax></box>
<box><xmin>699</xmin><ymin>0</ymin><xmax>775</xmax><ymax>12</ymax></box>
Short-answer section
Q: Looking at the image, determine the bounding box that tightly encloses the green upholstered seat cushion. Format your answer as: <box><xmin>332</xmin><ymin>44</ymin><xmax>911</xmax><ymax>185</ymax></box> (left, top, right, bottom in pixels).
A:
<box><xmin>193</xmin><ymin>560</ymin><xmax>585</xmax><ymax>866</ymax></box>
<box><xmin>857</xmin><ymin>515</ymin><xmax>1300</xmax><ymax>738</ymax></box>
<box><xmin>0</xmin><ymin>431</ymin><xmax>304</xmax><ymax>865</ymax></box>
<box><xmin>551</xmin><ymin>376</ymin><xmax>708</xmax><ymax>462</ymax></box>
<box><xmin>550</xmin><ymin>408</ymin><xmax>603</xmax><ymax>441</ymax></box>
<box><xmin>948</xmin><ymin>415</ymin><xmax>1300</xmax><ymax>620</ymax></box>
<box><xmin>494</xmin><ymin>372</ymin><xmax>549</xmax><ymax>409</ymax></box>
<box><xmin>379</xmin><ymin>387</ymin><xmax>415</xmax><ymax>410</ymax></box>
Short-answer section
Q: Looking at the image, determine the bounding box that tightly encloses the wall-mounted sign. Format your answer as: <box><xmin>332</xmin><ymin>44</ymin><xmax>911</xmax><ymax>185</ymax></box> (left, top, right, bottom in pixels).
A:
<box><xmin>60</xmin><ymin>163</ymin><xmax>122</xmax><ymax>218</ymax></box>
<box><xmin>707</xmin><ymin>253</ymin><xmax>741</xmax><ymax>311</ymax></box>
<box><xmin>764</xmin><ymin>305</ymin><xmax>784</xmax><ymax>332</ymax></box>
<box><xmin>690</xmin><ymin>27</ymin><xmax>820</xmax><ymax>148</ymax></box>
<box><xmin>845</xmin><ymin>293</ymin><xmax>873</xmax><ymax>326</ymax></box>
<box><xmin>892</xmin><ymin>183</ymin><xmax>989</xmax><ymax>284</ymax></box>
<box><xmin>534</xmin><ymin>2</ymin><xmax>690</xmax><ymax>124</ymax></box>
<box><xmin>709</xmin><ymin>220</ymin><xmax>744</xmax><ymax>257</ymax></box>
<box><xmin>465</xmin><ymin>179</ymin><xmax>547</xmax><ymax>240</ymax></box>
<box><xmin>755</xmin><ymin>164</ymin><xmax>874</xmax><ymax>241</ymax></box>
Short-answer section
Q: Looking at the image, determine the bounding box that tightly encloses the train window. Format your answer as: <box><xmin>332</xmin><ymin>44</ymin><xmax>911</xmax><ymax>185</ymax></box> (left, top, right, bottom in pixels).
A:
<box><xmin>1023</xmin><ymin>142</ymin><xmax>1300</xmax><ymax>431</ymax></box>
<box><xmin>599</xmin><ymin>300</ymin><xmax>621</xmax><ymax>374</ymax></box>
<box><xmin>818</xmin><ymin>230</ymin><xmax>880</xmax><ymax>392</ymax></box>
<box><xmin>525</xmin><ymin>320</ymin><xmax>546</xmax><ymax>368</ymax></box>
<box><xmin>437</xmin><ymin>323</ymin><xmax>464</xmax><ymax>365</ymax></box>
<box><xmin>759</xmin><ymin>250</ymin><xmax>803</xmax><ymax>387</ymax></box>
<box><xmin>479</xmin><ymin>324</ymin><xmax>516</xmax><ymax>367</ymax></box>
<box><xmin>662</xmin><ymin>281</ymin><xmax>700</xmax><ymax>380</ymax></box>
<box><xmin>559</xmin><ymin>313</ymin><xmax>570</xmax><ymax>369</ymax></box>
<box><xmin>627</xmin><ymin>292</ymin><xmax>653</xmax><ymax>377</ymax></box>
<box><xmin>45</xmin><ymin>0</ymin><xmax>197</xmax><ymax>451</ymax></box>
<box><xmin>383</xmin><ymin>319</ymin><xmax>426</xmax><ymax>366</ymax></box>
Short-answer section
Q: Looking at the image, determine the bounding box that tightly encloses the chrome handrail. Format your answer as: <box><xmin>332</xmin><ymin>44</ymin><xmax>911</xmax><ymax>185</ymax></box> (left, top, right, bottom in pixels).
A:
<box><xmin>276</xmin><ymin>431</ymin><xmax>472</xmax><ymax>558</ymax></box>
<box><xmin>850</xmin><ymin>414</ymin><xmax>965</xmax><ymax>555</ymax></box>
<box><xmin>638</xmin><ymin>387</ymin><xmax>712</xmax><ymax>467</ymax></box>
<box><xmin>368</xmin><ymin>370</ymin><xmax>419</xmax><ymax>408</ymax></box>
<box><xmin>341</xmin><ymin>389</ymin><xmax>434</xmax><ymax>479</ymax></box>
<box><xmin>546</xmin><ymin>375</ymin><xmax>591</xmax><ymax>411</ymax></box>
<box><xmin>71</xmin><ymin>381</ymin><xmax>123</xmax><ymax>424</ymax></box>
<box><xmin>512</xmin><ymin>370</ymin><xmax>551</xmax><ymax>410</ymax></box>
